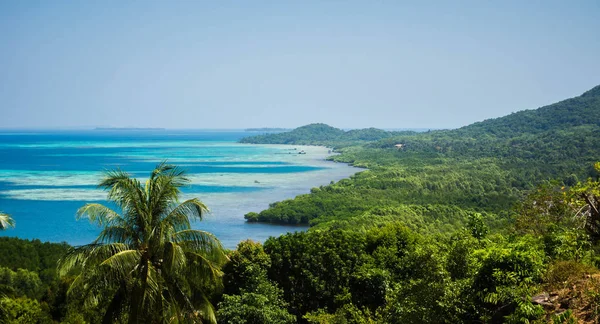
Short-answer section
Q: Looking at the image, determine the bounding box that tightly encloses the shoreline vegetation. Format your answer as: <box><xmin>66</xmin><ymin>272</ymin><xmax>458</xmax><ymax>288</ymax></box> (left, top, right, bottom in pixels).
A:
<box><xmin>238</xmin><ymin>86</ymin><xmax>600</xmax><ymax>228</ymax></box>
<box><xmin>1</xmin><ymin>85</ymin><xmax>600</xmax><ymax>322</ymax></box>
<box><xmin>241</xmin><ymin>144</ymin><xmax>366</xmax><ymax>224</ymax></box>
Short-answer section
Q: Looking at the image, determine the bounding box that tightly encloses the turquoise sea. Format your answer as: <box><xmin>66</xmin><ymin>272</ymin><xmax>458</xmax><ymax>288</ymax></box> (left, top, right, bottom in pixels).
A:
<box><xmin>0</xmin><ymin>130</ymin><xmax>358</xmax><ymax>248</ymax></box>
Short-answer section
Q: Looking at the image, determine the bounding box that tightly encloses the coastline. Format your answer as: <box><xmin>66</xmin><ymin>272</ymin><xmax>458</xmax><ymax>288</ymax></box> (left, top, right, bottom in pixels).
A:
<box><xmin>186</xmin><ymin>143</ymin><xmax>362</xmax><ymax>248</ymax></box>
<box><xmin>246</xmin><ymin>144</ymin><xmax>343</xmax><ymax>167</ymax></box>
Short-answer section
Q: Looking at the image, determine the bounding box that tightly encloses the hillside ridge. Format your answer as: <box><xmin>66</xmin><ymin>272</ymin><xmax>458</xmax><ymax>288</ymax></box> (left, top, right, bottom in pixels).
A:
<box><xmin>240</xmin><ymin>84</ymin><xmax>600</xmax><ymax>145</ymax></box>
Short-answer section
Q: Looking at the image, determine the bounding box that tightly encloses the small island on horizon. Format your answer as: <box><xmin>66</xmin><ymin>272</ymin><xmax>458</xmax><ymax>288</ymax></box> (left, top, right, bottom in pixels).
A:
<box><xmin>94</xmin><ymin>127</ymin><xmax>166</xmax><ymax>131</ymax></box>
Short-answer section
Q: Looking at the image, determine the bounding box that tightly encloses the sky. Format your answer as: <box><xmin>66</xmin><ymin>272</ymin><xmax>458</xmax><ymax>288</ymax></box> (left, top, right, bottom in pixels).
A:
<box><xmin>1</xmin><ymin>1</ymin><xmax>599</xmax><ymax>130</ymax></box>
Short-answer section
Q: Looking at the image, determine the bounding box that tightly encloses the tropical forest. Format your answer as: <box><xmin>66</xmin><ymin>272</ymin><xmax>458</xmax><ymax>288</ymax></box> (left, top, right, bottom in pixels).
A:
<box><xmin>2</xmin><ymin>85</ymin><xmax>600</xmax><ymax>324</ymax></box>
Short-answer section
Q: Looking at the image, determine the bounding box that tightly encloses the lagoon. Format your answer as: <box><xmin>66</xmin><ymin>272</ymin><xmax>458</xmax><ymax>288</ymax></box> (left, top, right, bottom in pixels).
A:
<box><xmin>0</xmin><ymin>130</ymin><xmax>359</xmax><ymax>248</ymax></box>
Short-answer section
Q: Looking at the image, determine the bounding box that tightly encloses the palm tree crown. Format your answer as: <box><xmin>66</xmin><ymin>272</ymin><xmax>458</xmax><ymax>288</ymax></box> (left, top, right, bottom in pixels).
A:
<box><xmin>0</xmin><ymin>212</ymin><xmax>14</xmax><ymax>230</ymax></box>
<box><xmin>60</xmin><ymin>163</ymin><xmax>227</xmax><ymax>324</ymax></box>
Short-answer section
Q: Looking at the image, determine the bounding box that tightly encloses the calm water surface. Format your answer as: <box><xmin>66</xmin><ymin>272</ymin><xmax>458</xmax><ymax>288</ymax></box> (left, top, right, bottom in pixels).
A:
<box><xmin>0</xmin><ymin>130</ymin><xmax>358</xmax><ymax>248</ymax></box>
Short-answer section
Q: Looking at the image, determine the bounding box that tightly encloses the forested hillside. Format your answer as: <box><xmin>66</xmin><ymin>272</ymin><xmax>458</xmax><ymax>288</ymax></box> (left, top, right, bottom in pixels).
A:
<box><xmin>224</xmin><ymin>85</ymin><xmax>600</xmax><ymax>323</ymax></box>
<box><xmin>2</xmin><ymin>86</ymin><xmax>600</xmax><ymax>323</ymax></box>
<box><xmin>243</xmin><ymin>86</ymin><xmax>600</xmax><ymax>226</ymax></box>
<box><xmin>456</xmin><ymin>84</ymin><xmax>600</xmax><ymax>138</ymax></box>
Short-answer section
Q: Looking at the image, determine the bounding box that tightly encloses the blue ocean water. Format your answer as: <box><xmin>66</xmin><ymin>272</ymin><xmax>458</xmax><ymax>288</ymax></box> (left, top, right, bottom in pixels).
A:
<box><xmin>0</xmin><ymin>130</ymin><xmax>358</xmax><ymax>248</ymax></box>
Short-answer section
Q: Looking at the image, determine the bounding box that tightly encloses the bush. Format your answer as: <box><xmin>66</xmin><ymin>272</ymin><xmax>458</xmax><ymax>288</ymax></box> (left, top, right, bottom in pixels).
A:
<box><xmin>544</xmin><ymin>261</ymin><xmax>598</xmax><ymax>290</ymax></box>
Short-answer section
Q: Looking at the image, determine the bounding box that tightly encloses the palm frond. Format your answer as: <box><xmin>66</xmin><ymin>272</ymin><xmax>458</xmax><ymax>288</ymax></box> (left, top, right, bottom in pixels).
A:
<box><xmin>149</xmin><ymin>176</ymin><xmax>181</xmax><ymax>221</ymax></box>
<box><xmin>162</xmin><ymin>199</ymin><xmax>209</xmax><ymax>231</ymax></box>
<box><xmin>163</xmin><ymin>276</ymin><xmax>198</xmax><ymax>321</ymax></box>
<box><xmin>163</xmin><ymin>241</ymin><xmax>187</xmax><ymax>274</ymax></box>
<box><xmin>98</xmin><ymin>169</ymin><xmax>133</xmax><ymax>189</ymax></box>
<box><xmin>77</xmin><ymin>203</ymin><xmax>123</xmax><ymax>227</ymax></box>
<box><xmin>150</xmin><ymin>161</ymin><xmax>176</xmax><ymax>181</ymax></box>
<box><xmin>141</xmin><ymin>262</ymin><xmax>162</xmax><ymax>310</ymax></box>
<box><xmin>194</xmin><ymin>292</ymin><xmax>218</xmax><ymax>324</ymax></box>
<box><xmin>100</xmin><ymin>249</ymin><xmax>141</xmax><ymax>278</ymax></box>
<box><xmin>184</xmin><ymin>250</ymin><xmax>225</xmax><ymax>286</ymax></box>
<box><xmin>0</xmin><ymin>213</ymin><xmax>15</xmax><ymax>230</ymax></box>
<box><xmin>95</xmin><ymin>225</ymin><xmax>137</xmax><ymax>245</ymax></box>
<box><xmin>59</xmin><ymin>243</ymin><xmax>131</xmax><ymax>276</ymax></box>
<box><xmin>174</xmin><ymin>229</ymin><xmax>226</xmax><ymax>261</ymax></box>
<box><xmin>147</xmin><ymin>164</ymin><xmax>190</xmax><ymax>223</ymax></box>
<box><xmin>160</xmin><ymin>162</ymin><xmax>188</xmax><ymax>187</ymax></box>
<box><xmin>100</xmin><ymin>170</ymin><xmax>147</xmax><ymax>221</ymax></box>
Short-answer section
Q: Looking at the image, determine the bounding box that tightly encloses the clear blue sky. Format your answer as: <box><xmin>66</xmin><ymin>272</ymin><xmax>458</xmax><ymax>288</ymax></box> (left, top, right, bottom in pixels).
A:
<box><xmin>1</xmin><ymin>1</ymin><xmax>599</xmax><ymax>129</ymax></box>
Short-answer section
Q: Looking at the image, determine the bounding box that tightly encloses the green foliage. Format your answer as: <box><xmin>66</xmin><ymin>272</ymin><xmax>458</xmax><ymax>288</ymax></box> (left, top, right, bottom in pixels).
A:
<box><xmin>472</xmin><ymin>238</ymin><xmax>546</xmax><ymax>322</ymax></box>
<box><xmin>264</xmin><ymin>229</ymin><xmax>369</xmax><ymax>317</ymax></box>
<box><xmin>467</xmin><ymin>213</ymin><xmax>489</xmax><ymax>239</ymax></box>
<box><xmin>376</xmin><ymin>248</ymin><xmax>449</xmax><ymax>323</ymax></box>
<box><xmin>474</xmin><ymin>239</ymin><xmax>545</xmax><ymax>295</ymax></box>
<box><xmin>264</xmin><ymin>224</ymin><xmax>463</xmax><ymax>322</ymax></box>
<box><xmin>514</xmin><ymin>181</ymin><xmax>573</xmax><ymax>237</ymax></box>
<box><xmin>515</xmin><ymin>180</ymin><xmax>599</xmax><ymax>262</ymax></box>
<box><xmin>544</xmin><ymin>227</ymin><xmax>591</xmax><ymax>262</ymax></box>
<box><xmin>248</xmin><ymin>158</ymin><xmax>521</xmax><ymax>226</ymax></box>
<box><xmin>503</xmin><ymin>299</ymin><xmax>544</xmax><ymax>324</ymax></box>
<box><xmin>0</xmin><ymin>238</ymin><xmax>70</xmax><ymax>322</ymax></box>
<box><xmin>0</xmin><ymin>268</ymin><xmax>44</xmax><ymax>300</ymax></box>
<box><xmin>544</xmin><ymin>261</ymin><xmax>597</xmax><ymax>290</ymax></box>
<box><xmin>243</xmin><ymin>212</ymin><xmax>259</xmax><ymax>222</ymax></box>
<box><xmin>304</xmin><ymin>304</ymin><xmax>376</xmax><ymax>324</ymax></box>
<box><xmin>446</xmin><ymin>232</ymin><xmax>478</xmax><ymax>280</ymax></box>
<box><xmin>552</xmin><ymin>310</ymin><xmax>578</xmax><ymax>324</ymax></box>
<box><xmin>566</xmin><ymin>163</ymin><xmax>600</xmax><ymax>242</ymax></box>
<box><xmin>259</xmin><ymin>224</ymin><xmax>550</xmax><ymax>323</ymax></box>
<box><xmin>0</xmin><ymin>237</ymin><xmax>69</xmax><ymax>277</ymax></box>
<box><xmin>219</xmin><ymin>240</ymin><xmax>295</xmax><ymax>324</ymax></box>
<box><xmin>222</xmin><ymin>240</ymin><xmax>272</xmax><ymax>295</ymax></box>
<box><xmin>217</xmin><ymin>281</ymin><xmax>296</xmax><ymax>324</ymax></box>
<box><xmin>0</xmin><ymin>297</ymin><xmax>53</xmax><ymax>324</ymax></box>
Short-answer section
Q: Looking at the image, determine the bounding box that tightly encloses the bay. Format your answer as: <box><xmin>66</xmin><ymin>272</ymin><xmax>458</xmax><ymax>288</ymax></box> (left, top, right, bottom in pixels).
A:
<box><xmin>0</xmin><ymin>130</ymin><xmax>359</xmax><ymax>248</ymax></box>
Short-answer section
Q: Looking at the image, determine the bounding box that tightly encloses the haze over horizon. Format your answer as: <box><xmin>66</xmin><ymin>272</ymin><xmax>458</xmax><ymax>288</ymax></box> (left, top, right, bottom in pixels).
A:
<box><xmin>1</xmin><ymin>1</ymin><xmax>599</xmax><ymax>130</ymax></box>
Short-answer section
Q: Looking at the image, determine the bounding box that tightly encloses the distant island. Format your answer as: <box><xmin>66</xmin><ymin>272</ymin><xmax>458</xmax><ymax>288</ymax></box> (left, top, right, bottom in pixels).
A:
<box><xmin>244</xmin><ymin>127</ymin><xmax>291</xmax><ymax>132</ymax></box>
<box><xmin>240</xmin><ymin>123</ymin><xmax>416</xmax><ymax>147</ymax></box>
<box><xmin>94</xmin><ymin>127</ymin><xmax>166</xmax><ymax>131</ymax></box>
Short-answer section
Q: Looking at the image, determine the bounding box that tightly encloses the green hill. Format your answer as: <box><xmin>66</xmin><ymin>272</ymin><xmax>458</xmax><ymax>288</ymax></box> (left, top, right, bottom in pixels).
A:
<box><xmin>456</xmin><ymin>84</ymin><xmax>600</xmax><ymax>137</ymax></box>
<box><xmin>241</xmin><ymin>84</ymin><xmax>600</xmax><ymax>225</ymax></box>
<box><xmin>239</xmin><ymin>123</ymin><xmax>401</xmax><ymax>146</ymax></box>
<box><xmin>240</xmin><ymin>123</ymin><xmax>345</xmax><ymax>144</ymax></box>
<box><xmin>363</xmin><ymin>85</ymin><xmax>600</xmax><ymax>168</ymax></box>
<box><xmin>241</xmin><ymin>85</ymin><xmax>600</xmax><ymax>149</ymax></box>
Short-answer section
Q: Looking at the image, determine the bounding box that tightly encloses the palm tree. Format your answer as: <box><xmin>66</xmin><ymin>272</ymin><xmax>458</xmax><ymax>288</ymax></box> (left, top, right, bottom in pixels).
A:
<box><xmin>59</xmin><ymin>163</ymin><xmax>227</xmax><ymax>324</ymax></box>
<box><xmin>0</xmin><ymin>212</ymin><xmax>14</xmax><ymax>230</ymax></box>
